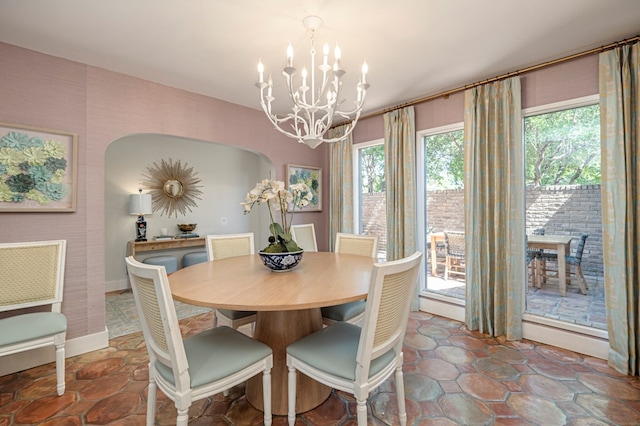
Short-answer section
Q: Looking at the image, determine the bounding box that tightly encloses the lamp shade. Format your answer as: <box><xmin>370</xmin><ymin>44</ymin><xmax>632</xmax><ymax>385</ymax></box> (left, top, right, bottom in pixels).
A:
<box><xmin>129</xmin><ymin>193</ymin><xmax>152</xmax><ymax>215</ymax></box>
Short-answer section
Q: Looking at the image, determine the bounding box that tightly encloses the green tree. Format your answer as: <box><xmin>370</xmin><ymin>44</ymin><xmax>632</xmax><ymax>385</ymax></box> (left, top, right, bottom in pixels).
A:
<box><xmin>424</xmin><ymin>129</ymin><xmax>464</xmax><ymax>189</ymax></box>
<box><xmin>525</xmin><ymin>104</ymin><xmax>600</xmax><ymax>186</ymax></box>
<box><xmin>359</xmin><ymin>144</ymin><xmax>385</xmax><ymax>193</ymax></box>
<box><xmin>422</xmin><ymin>105</ymin><xmax>601</xmax><ymax>189</ymax></box>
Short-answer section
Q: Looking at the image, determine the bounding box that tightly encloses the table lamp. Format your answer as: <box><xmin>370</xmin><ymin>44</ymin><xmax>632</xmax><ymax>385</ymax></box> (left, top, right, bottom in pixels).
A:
<box><xmin>129</xmin><ymin>189</ymin><xmax>153</xmax><ymax>241</ymax></box>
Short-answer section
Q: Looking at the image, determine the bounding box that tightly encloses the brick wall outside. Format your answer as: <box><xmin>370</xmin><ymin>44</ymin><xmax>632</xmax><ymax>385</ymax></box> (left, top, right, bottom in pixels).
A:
<box><xmin>362</xmin><ymin>184</ymin><xmax>603</xmax><ymax>277</ymax></box>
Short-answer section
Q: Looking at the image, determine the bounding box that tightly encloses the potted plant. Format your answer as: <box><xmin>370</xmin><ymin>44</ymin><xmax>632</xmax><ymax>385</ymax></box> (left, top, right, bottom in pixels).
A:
<box><xmin>241</xmin><ymin>179</ymin><xmax>313</xmax><ymax>270</ymax></box>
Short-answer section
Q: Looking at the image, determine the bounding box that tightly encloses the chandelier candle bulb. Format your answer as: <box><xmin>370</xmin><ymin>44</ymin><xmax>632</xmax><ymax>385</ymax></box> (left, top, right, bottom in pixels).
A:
<box><xmin>258</xmin><ymin>61</ymin><xmax>264</xmax><ymax>83</ymax></box>
<box><xmin>287</xmin><ymin>43</ymin><xmax>293</xmax><ymax>67</ymax></box>
<box><xmin>322</xmin><ymin>43</ymin><xmax>329</xmax><ymax>65</ymax></box>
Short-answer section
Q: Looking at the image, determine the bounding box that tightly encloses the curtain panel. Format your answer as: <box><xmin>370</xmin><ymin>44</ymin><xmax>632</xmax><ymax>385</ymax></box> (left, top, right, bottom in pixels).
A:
<box><xmin>328</xmin><ymin>125</ymin><xmax>354</xmax><ymax>251</ymax></box>
<box><xmin>383</xmin><ymin>106</ymin><xmax>419</xmax><ymax>309</ymax></box>
<box><xmin>464</xmin><ymin>77</ymin><xmax>524</xmax><ymax>340</ymax></box>
<box><xmin>599</xmin><ymin>41</ymin><xmax>640</xmax><ymax>376</ymax></box>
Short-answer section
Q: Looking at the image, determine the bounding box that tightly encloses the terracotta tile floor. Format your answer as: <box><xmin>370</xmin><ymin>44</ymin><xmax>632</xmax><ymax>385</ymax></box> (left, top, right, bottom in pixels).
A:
<box><xmin>2</xmin><ymin>311</ymin><xmax>640</xmax><ymax>425</ymax></box>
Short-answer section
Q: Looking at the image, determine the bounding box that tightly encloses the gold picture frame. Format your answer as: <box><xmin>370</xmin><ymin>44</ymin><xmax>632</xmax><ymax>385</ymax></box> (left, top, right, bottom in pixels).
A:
<box><xmin>287</xmin><ymin>164</ymin><xmax>321</xmax><ymax>212</ymax></box>
<box><xmin>0</xmin><ymin>122</ymin><xmax>78</xmax><ymax>212</ymax></box>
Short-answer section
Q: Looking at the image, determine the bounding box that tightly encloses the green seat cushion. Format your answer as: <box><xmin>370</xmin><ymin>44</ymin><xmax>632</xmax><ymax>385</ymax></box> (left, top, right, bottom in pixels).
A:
<box><xmin>321</xmin><ymin>300</ymin><xmax>365</xmax><ymax>322</ymax></box>
<box><xmin>0</xmin><ymin>312</ymin><xmax>67</xmax><ymax>346</ymax></box>
<box><xmin>155</xmin><ymin>326</ymin><xmax>271</xmax><ymax>388</ymax></box>
<box><xmin>286</xmin><ymin>322</ymin><xmax>395</xmax><ymax>381</ymax></box>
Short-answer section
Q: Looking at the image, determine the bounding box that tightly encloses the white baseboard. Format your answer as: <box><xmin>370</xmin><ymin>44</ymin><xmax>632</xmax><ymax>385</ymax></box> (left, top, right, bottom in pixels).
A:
<box><xmin>106</xmin><ymin>278</ymin><xmax>129</xmax><ymax>293</ymax></box>
<box><xmin>419</xmin><ymin>294</ymin><xmax>608</xmax><ymax>360</ymax></box>
<box><xmin>0</xmin><ymin>329</ymin><xmax>109</xmax><ymax>377</ymax></box>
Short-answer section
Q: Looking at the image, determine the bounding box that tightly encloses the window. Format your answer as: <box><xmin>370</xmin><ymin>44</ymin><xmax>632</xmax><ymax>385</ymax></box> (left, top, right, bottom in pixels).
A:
<box><xmin>418</xmin><ymin>125</ymin><xmax>466</xmax><ymax>298</ymax></box>
<box><xmin>354</xmin><ymin>140</ymin><xmax>386</xmax><ymax>260</ymax></box>
<box><xmin>524</xmin><ymin>95</ymin><xmax>604</xmax><ymax>331</ymax></box>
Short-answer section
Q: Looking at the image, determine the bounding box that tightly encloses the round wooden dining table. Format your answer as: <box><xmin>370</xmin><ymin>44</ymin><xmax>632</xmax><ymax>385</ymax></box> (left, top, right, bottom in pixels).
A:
<box><xmin>168</xmin><ymin>251</ymin><xmax>375</xmax><ymax>415</ymax></box>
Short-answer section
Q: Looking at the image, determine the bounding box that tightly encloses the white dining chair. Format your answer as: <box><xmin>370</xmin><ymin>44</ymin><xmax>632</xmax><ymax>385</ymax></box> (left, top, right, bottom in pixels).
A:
<box><xmin>125</xmin><ymin>256</ymin><xmax>273</xmax><ymax>426</ymax></box>
<box><xmin>321</xmin><ymin>233</ymin><xmax>379</xmax><ymax>325</ymax></box>
<box><xmin>205</xmin><ymin>233</ymin><xmax>257</xmax><ymax>330</ymax></box>
<box><xmin>0</xmin><ymin>240</ymin><xmax>67</xmax><ymax>396</ymax></box>
<box><xmin>286</xmin><ymin>251</ymin><xmax>423</xmax><ymax>426</ymax></box>
<box><xmin>290</xmin><ymin>223</ymin><xmax>318</xmax><ymax>252</ymax></box>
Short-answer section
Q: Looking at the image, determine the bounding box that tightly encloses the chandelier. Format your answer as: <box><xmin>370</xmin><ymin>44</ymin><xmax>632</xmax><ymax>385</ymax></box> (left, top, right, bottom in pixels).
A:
<box><xmin>256</xmin><ymin>15</ymin><xmax>369</xmax><ymax>149</ymax></box>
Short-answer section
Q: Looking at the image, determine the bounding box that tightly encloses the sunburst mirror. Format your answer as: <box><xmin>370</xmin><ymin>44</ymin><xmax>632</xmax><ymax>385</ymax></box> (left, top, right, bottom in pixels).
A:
<box><xmin>142</xmin><ymin>159</ymin><xmax>203</xmax><ymax>218</ymax></box>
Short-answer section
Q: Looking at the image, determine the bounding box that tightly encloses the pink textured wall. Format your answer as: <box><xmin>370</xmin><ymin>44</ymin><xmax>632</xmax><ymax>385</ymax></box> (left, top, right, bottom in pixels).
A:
<box><xmin>0</xmin><ymin>42</ymin><xmax>328</xmax><ymax>341</ymax></box>
<box><xmin>352</xmin><ymin>55</ymin><xmax>598</xmax><ymax>144</ymax></box>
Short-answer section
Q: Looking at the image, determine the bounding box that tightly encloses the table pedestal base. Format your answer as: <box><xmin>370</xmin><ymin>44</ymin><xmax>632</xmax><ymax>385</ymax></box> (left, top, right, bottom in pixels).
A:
<box><xmin>246</xmin><ymin>309</ymin><xmax>330</xmax><ymax>415</ymax></box>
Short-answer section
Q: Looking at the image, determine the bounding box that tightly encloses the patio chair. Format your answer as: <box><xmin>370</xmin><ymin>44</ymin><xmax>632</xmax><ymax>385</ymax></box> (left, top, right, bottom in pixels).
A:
<box><xmin>205</xmin><ymin>233</ymin><xmax>257</xmax><ymax>330</ymax></box>
<box><xmin>0</xmin><ymin>240</ymin><xmax>67</xmax><ymax>396</ymax></box>
<box><xmin>286</xmin><ymin>251</ymin><xmax>423</xmax><ymax>426</ymax></box>
<box><xmin>443</xmin><ymin>230</ymin><xmax>465</xmax><ymax>280</ymax></box>
<box><xmin>538</xmin><ymin>233</ymin><xmax>589</xmax><ymax>295</ymax></box>
<box><xmin>290</xmin><ymin>223</ymin><xmax>318</xmax><ymax>252</ymax></box>
<box><xmin>321</xmin><ymin>233</ymin><xmax>379</xmax><ymax>325</ymax></box>
<box><xmin>125</xmin><ymin>256</ymin><xmax>273</xmax><ymax>426</ymax></box>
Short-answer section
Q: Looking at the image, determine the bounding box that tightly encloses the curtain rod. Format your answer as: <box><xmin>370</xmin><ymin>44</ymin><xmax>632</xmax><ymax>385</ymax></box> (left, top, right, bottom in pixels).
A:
<box><xmin>353</xmin><ymin>34</ymin><xmax>640</xmax><ymax>122</ymax></box>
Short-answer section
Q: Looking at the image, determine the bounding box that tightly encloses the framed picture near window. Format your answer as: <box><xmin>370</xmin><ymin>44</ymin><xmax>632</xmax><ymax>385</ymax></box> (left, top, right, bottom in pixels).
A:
<box><xmin>287</xmin><ymin>164</ymin><xmax>321</xmax><ymax>212</ymax></box>
<box><xmin>0</xmin><ymin>122</ymin><xmax>78</xmax><ymax>212</ymax></box>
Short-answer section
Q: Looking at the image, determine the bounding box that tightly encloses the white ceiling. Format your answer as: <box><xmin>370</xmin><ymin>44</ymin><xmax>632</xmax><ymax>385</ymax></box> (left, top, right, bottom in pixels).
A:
<box><xmin>1</xmin><ymin>0</ymin><xmax>639</xmax><ymax>117</ymax></box>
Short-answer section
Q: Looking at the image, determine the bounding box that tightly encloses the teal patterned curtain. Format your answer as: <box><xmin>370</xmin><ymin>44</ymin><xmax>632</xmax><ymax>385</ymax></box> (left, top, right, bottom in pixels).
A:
<box><xmin>328</xmin><ymin>125</ymin><xmax>354</xmax><ymax>251</ymax></box>
<box><xmin>464</xmin><ymin>77</ymin><xmax>524</xmax><ymax>340</ymax></box>
<box><xmin>599</xmin><ymin>41</ymin><xmax>640</xmax><ymax>376</ymax></box>
<box><xmin>383</xmin><ymin>106</ymin><xmax>418</xmax><ymax>308</ymax></box>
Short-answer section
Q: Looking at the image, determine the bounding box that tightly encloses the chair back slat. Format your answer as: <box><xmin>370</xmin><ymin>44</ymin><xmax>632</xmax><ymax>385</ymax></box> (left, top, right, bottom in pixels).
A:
<box><xmin>291</xmin><ymin>224</ymin><xmax>318</xmax><ymax>252</ymax></box>
<box><xmin>125</xmin><ymin>257</ymin><xmax>187</xmax><ymax>376</ymax></box>
<box><xmin>575</xmin><ymin>233</ymin><xmax>589</xmax><ymax>261</ymax></box>
<box><xmin>444</xmin><ymin>231</ymin><xmax>465</xmax><ymax>258</ymax></box>
<box><xmin>206</xmin><ymin>233</ymin><xmax>255</xmax><ymax>261</ymax></box>
<box><xmin>0</xmin><ymin>240</ymin><xmax>66</xmax><ymax>312</ymax></box>
<box><xmin>356</xmin><ymin>252</ymin><xmax>422</xmax><ymax>380</ymax></box>
<box><xmin>129</xmin><ymin>273</ymin><xmax>169</xmax><ymax>351</ymax></box>
<box><xmin>335</xmin><ymin>233</ymin><xmax>379</xmax><ymax>258</ymax></box>
<box><xmin>373</xmin><ymin>269</ymin><xmax>415</xmax><ymax>348</ymax></box>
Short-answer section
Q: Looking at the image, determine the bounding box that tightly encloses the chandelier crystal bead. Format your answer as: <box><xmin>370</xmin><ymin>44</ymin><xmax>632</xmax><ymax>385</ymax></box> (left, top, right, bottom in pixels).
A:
<box><xmin>256</xmin><ymin>15</ymin><xmax>369</xmax><ymax>149</ymax></box>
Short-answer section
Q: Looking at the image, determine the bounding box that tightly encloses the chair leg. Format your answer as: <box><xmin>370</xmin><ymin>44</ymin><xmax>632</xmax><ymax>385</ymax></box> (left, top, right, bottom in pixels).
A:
<box><xmin>55</xmin><ymin>339</ymin><xmax>66</xmax><ymax>396</ymax></box>
<box><xmin>287</xmin><ymin>366</ymin><xmax>297</xmax><ymax>426</ymax></box>
<box><xmin>574</xmin><ymin>265</ymin><xmax>589</xmax><ymax>295</ymax></box>
<box><xmin>175</xmin><ymin>407</ymin><xmax>189</xmax><ymax>426</ymax></box>
<box><xmin>356</xmin><ymin>398</ymin><xmax>368</xmax><ymax>426</ymax></box>
<box><xmin>444</xmin><ymin>256</ymin><xmax>450</xmax><ymax>280</ymax></box>
<box><xmin>262</xmin><ymin>368</ymin><xmax>272</xmax><ymax>426</ymax></box>
<box><xmin>146</xmin><ymin>374</ymin><xmax>157</xmax><ymax>426</ymax></box>
<box><xmin>395</xmin><ymin>363</ymin><xmax>407</xmax><ymax>426</ymax></box>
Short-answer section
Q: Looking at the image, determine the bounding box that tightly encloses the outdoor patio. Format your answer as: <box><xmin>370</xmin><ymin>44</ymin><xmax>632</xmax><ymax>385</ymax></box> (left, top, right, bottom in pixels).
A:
<box><xmin>426</xmin><ymin>261</ymin><xmax>607</xmax><ymax>331</ymax></box>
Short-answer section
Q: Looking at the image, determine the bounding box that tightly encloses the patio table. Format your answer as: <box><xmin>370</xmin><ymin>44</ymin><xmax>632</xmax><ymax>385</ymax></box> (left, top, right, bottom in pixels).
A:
<box><xmin>527</xmin><ymin>235</ymin><xmax>572</xmax><ymax>296</ymax></box>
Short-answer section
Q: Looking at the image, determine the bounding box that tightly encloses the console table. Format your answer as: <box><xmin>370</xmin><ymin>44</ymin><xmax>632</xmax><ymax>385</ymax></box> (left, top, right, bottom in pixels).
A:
<box><xmin>126</xmin><ymin>237</ymin><xmax>206</xmax><ymax>258</ymax></box>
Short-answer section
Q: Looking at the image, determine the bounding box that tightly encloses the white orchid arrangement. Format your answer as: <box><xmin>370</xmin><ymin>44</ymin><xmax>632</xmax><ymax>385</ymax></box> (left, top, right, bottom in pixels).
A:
<box><xmin>241</xmin><ymin>179</ymin><xmax>313</xmax><ymax>252</ymax></box>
